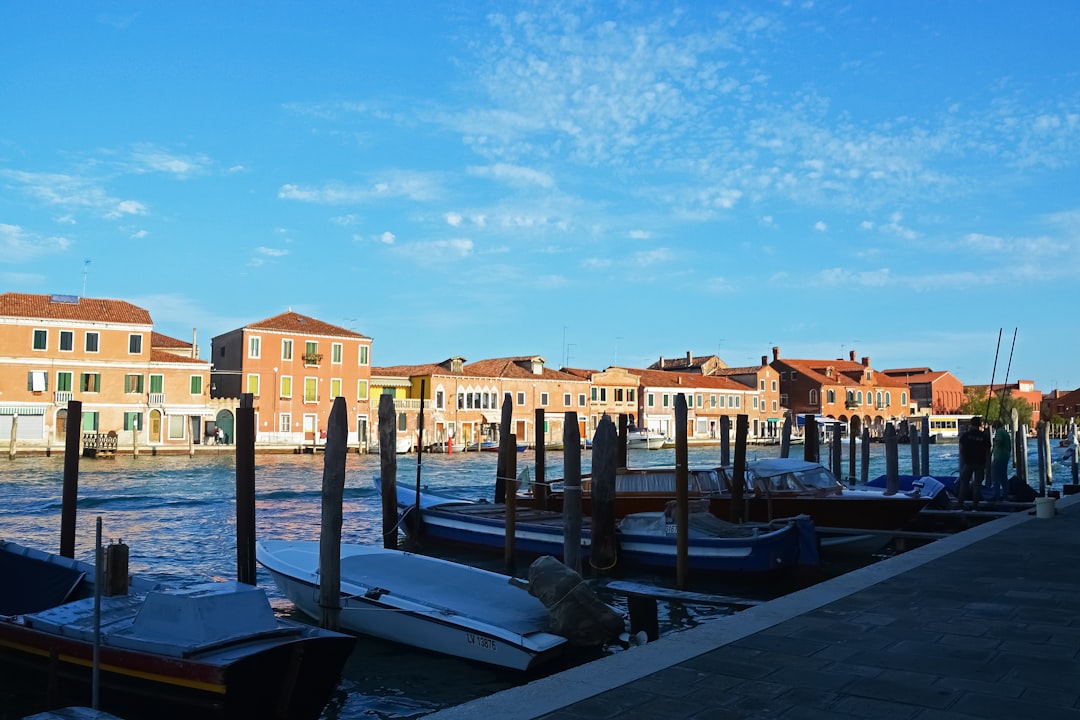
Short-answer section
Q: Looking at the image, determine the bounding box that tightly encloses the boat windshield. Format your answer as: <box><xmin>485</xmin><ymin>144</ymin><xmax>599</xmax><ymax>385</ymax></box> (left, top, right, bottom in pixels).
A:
<box><xmin>792</xmin><ymin>465</ymin><xmax>843</xmax><ymax>490</ymax></box>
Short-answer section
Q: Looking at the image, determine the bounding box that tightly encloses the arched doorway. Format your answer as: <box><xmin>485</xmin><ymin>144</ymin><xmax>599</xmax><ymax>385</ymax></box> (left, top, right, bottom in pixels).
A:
<box><xmin>55</xmin><ymin>409</ymin><xmax>67</xmax><ymax>441</ymax></box>
<box><xmin>216</xmin><ymin>409</ymin><xmax>235</xmax><ymax>445</ymax></box>
<box><xmin>149</xmin><ymin>409</ymin><xmax>163</xmax><ymax>443</ymax></box>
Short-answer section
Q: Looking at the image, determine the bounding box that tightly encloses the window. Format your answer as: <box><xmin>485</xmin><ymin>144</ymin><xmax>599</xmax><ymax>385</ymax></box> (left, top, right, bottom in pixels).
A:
<box><xmin>280</xmin><ymin>414</ymin><xmax>291</xmax><ymax>433</ymax></box>
<box><xmin>696</xmin><ymin>394</ymin><xmax>703</xmax><ymax>408</ymax></box>
<box><xmin>615</xmin><ymin>388</ymin><xmax>624</xmax><ymax>402</ymax></box>
<box><xmin>248</xmin><ymin>336</ymin><xmax>261</xmax><ymax>358</ymax></box>
<box><xmin>330</xmin><ymin>378</ymin><xmax>342</xmax><ymax>398</ymax></box>
<box><xmin>753</xmin><ymin>396</ymin><xmax>759</xmax><ymax>409</ymax></box>
<box><xmin>857</xmin><ymin>391</ymin><xmax>864</xmax><ymax>403</ymax></box>
<box><xmin>578</xmin><ymin>393</ymin><xmax>586</xmax><ymax>406</ymax></box>
<box><xmin>304</xmin><ymin>378</ymin><xmax>317</xmax><ymax>402</ymax></box>
<box><xmin>168</xmin><ymin>414</ymin><xmax>185</xmax><ymax>440</ymax></box>
<box><xmin>28</xmin><ymin>370</ymin><xmax>47</xmax><ymax>391</ymax></box>
<box><xmin>124</xmin><ymin>374</ymin><xmax>144</xmax><ymax>393</ymax></box>
<box><xmin>281</xmin><ymin>376</ymin><xmax>292</xmax><ymax>398</ymax></box>
<box><xmin>780</xmin><ymin>394</ymin><xmax>788</xmax><ymax>406</ymax></box>
<box><xmin>760</xmin><ymin>379</ymin><xmax>765</xmax><ymax>390</ymax></box>
<box><xmin>733</xmin><ymin>395</ymin><xmax>741</xmax><ymax>408</ymax></box>
<box><xmin>282</xmin><ymin>339</ymin><xmax>293</xmax><ymax>360</ymax></box>
<box><xmin>124</xmin><ymin>412</ymin><xmax>143</xmax><ymax>431</ymax></box>
<box><xmin>59</xmin><ymin>331</ymin><xmax>73</xmax><ymax>352</ymax></box>
<box><xmin>647</xmin><ymin>393</ymin><xmax>654</xmax><ymax>407</ymax></box>
<box><xmin>357</xmin><ymin>380</ymin><xmax>368</xmax><ymax>401</ymax></box>
<box><xmin>398</xmin><ymin>413</ymin><xmax>408</xmax><ymax>431</ymax></box>
<box><xmin>771</xmin><ymin>379</ymin><xmax>777</xmax><ymax>391</ymax></box>
<box><xmin>85</xmin><ymin>332</ymin><xmax>99</xmax><ymax>352</ymax></box>
<box><xmin>82</xmin><ymin>411</ymin><xmax>99</xmax><ymax>432</ymax></box>
<box><xmin>719</xmin><ymin>395</ymin><xmax>726</xmax><ymax>408</ymax></box>
<box><xmin>436</xmin><ymin>390</ymin><xmax>445</xmax><ymax>409</ymax></box>
<box><xmin>809</xmin><ymin>389</ymin><xmax>818</xmax><ymax>405</ymax></box>
<box><xmin>885</xmin><ymin>391</ymin><xmax>892</xmax><ymax>406</ymax></box>
<box><xmin>827</xmin><ymin>389</ymin><xmax>835</xmax><ymax>403</ymax></box>
<box><xmin>56</xmin><ymin>372</ymin><xmax>72</xmax><ymax>392</ymax></box>
<box><xmin>33</xmin><ymin>329</ymin><xmax>47</xmax><ymax>350</ymax></box>
<box><xmin>539</xmin><ymin>392</ymin><xmax>549</xmax><ymax>406</ymax></box>
<box><xmin>149</xmin><ymin>375</ymin><xmax>164</xmax><ymax>393</ymax></box>
<box><xmin>190</xmin><ymin>376</ymin><xmax>203</xmax><ymax>394</ymax></box>
<box><xmin>516</xmin><ymin>392</ymin><xmax>525</xmax><ymax>405</ymax></box>
<box><xmin>901</xmin><ymin>391</ymin><xmax>907</xmax><ymax>405</ymax></box>
<box><xmin>591</xmin><ymin>387</ymin><xmax>598</xmax><ymax>401</ymax></box>
<box><xmin>304</xmin><ymin>342</ymin><xmax>318</xmax><ymax>363</ymax></box>
<box><xmin>332</xmin><ymin>343</ymin><xmax>343</xmax><ymax>364</ymax></box>
<box><xmin>247</xmin><ymin>374</ymin><xmax>260</xmax><ymax>395</ymax></box>
<box><xmin>663</xmin><ymin>394</ymin><xmax>669</xmax><ymax>408</ymax></box>
<box><xmin>80</xmin><ymin>373</ymin><xmax>100</xmax><ymax>392</ymax></box>
<box><xmin>128</xmin><ymin>334</ymin><xmax>143</xmax><ymax>354</ymax></box>
<box><xmin>563</xmin><ymin>393</ymin><xmax>571</xmax><ymax>407</ymax></box>
<box><xmin>711</xmin><ymin>394</ymin><xmax>717</xmax><ymax>408</ymax></box>
<box><xmin>358</xmin><ymin>345</ymin><xmax>369</xmax><ymax>365</ymax></box>
<box><xmin>599</xmin><ymin>388</ymin><xmax>607</xmax><ymax>402</ymax></box>
<box><xmin>628</xmin><ymin>389</ymin><xmax>635</xmax><ymax>402</ymax></box>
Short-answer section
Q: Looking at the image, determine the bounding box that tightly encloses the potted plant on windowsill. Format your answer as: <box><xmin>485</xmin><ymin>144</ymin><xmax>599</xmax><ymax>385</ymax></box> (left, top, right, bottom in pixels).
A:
<box><xmin>302</xmin><ymin>352</ymin><xmax>323</xmax><ymax>366</ymax></box>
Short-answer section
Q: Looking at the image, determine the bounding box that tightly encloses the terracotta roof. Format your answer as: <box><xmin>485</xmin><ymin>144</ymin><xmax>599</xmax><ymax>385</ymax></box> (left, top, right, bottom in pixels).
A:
<box><xmin>631</xmin><ymin>368</ymin><xmax>748</xmax><ymax>391</ymax></box>
<box><xmin>0</xmin><ymin>292</ymin><xmax>152</xmax><ymax>325</ymax></box>
<box><xmin>372</xmin><ymin>363</ymin><xmax>453</xmax><ymax>377</ymax></box>
<box><xmin>150</xmin><ymin>348</ymin><xmax>209</xmax><ymax>365</ymax></box>
<box><xmin>464</xmin><ymin>356</ymin><xmax>586</xmax><ymax>382</ymax></box>
<box><xmin>714</xmin><ymin>365</ymin><xmax>765</xmax><ymax>376</ymax></box>
<box><xmin>151</xmin><ymin>331</ymin><xmax>192</xmax><ymax>349</ymax></box>
<box><xmin>777</xmin><ymin>357</ymin><xmax>910</xmax><ymax>389</ymax></box>
<box><xmin>886</xmin><ymin>370</ymin><xmax>952</xmax><ymax>384</ymax></box>
<box><xmin>560</xmin><ymin>367</ymin><xmax>598</xmax><ymax>379</ymax></box>
<box><xmin>245</xmin><ymin>311</ymin><xmax>368</xmax><ymax>339</ymax></box>
<box><xmin>648</xmin><ymin>353</ymin><xmax>727</xmax><ymax>372</ymax></box>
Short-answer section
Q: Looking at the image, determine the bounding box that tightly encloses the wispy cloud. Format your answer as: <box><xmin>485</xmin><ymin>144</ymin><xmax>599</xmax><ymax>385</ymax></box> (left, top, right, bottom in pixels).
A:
<box><xmin>129</xmin><ymin>144</ymin><xmax>212</xmax><ymax>178</ymax></box>
<box><xmin>1</xmin><ymin>169</ymin><xmax>146</xmax><ymax>219</ymax></box>
<box><xmin>467</xmin><ymin>163</ymin><xmax>554</xmax><ymax>188</ymax></box>
<box><xmin>0</xmin><ymin>223</ymin><xmax>71</xmax><ymax>261</ymax></box>
<box><xmin>279</xmin><ymin>172</ymin><xmax>442</xmax><ymax>204</ymax></box>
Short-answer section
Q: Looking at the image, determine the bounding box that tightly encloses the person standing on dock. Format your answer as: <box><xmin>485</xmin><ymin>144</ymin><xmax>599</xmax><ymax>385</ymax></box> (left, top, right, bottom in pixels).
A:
<box><xmin>957</xmin><ymin>417</ymin><xmax>989</xmax><ymax>508</ymax></box>
<box><xmin>991</xmin><ymin>419</ymin><xmax>1011</xmax><ymax>501</ymax></box>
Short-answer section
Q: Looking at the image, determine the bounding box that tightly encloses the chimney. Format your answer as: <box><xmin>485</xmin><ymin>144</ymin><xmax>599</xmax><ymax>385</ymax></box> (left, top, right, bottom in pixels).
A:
<box><xmin>761</xmin><ymin>355</ymin><xmax>768</xmax><ymax>366</ymax></box>
<box><xmin>686</xmin><ymin>351</ymin><xmax>693</xmax><ymax>364</ymax></box>
<box><xmin>772</xmin><ymin>346</ymin><xmax>780</xmax><ymax>361</ymax></box>
<box><xmin>659</xmin><ymin>355</ymin><xmax>664</xmax><ymax>369</ymax></box>
<box><xmin>862</xmin><ymin>356</ymin><xmax>870</xmax><ymax>367</ymax></box>
<box><xmin>849</xmin><ymin>350</ymin><xmax>856</xmax><ymax>362</ymax></box>
<box><xmin>192</xmin><ymin>328</ymin><xmax>198</xmax><ymax>358</ymax></box>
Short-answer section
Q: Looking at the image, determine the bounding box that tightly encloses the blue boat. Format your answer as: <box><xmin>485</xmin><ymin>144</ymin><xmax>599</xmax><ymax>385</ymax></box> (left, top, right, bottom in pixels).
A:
<box><xmin>384</xmin><ymin>481</ymin><xmax>820</xmax><ymax>575</ymax></box>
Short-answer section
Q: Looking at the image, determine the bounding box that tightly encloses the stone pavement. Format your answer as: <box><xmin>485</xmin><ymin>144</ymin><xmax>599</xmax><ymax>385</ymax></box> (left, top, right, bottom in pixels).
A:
<box><xmin>427</xmin><ymin>492</ymin><xmax>1080</xmax><ymax>720</ymax></box>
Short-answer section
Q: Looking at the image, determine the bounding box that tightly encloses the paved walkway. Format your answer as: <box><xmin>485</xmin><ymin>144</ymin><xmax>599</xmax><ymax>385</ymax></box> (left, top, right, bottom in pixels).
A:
<box><xmin>427</xmin><ymin>492</ymin><xmax>1080</xmax><ymax>720</ymax></box>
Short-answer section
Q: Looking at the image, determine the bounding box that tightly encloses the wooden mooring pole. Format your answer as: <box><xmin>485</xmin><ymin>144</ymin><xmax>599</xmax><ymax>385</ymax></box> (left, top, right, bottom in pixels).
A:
<box><xmin>534</xmin><ymin>409</ymin><xmax>548</xmax><ymax>510</ymax></box>
<box><xmin>563</xmin><ymin>411</ymin><xmax>582</xmax><ymax>574</ymax></box>
<box><xmin>379</xmin><ymin>395</ymin><xmax>399</xmax><ymax>548</ymax></box>
<box><xmin>674</xmin><ymin>395</ymin><xmax>689</xmax><ymax>589</ymax></box>
<box><xmin>319</xmin><ymin>397</ymin><xmax>347</xmax><ymax>631</ymax></box>
<box><xmin>235</xmin><ymin>395</ymin><xmax>256</xmax><ymax>585</ymax></box>
<box><xmin>60</xmin><ymin>401</ymin><xmax>82</xmax><ymax>559</ymax></box>
<box><xmin>590</xmin><ymin>415</ymin><xmax>617</xmax><ymax>574</ymax></box>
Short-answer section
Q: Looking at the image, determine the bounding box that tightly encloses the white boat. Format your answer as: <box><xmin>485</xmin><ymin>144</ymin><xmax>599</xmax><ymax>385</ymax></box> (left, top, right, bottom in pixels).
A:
<box><xmin>626</xmin><ymin>427</ymin><xmax>667</xmax><ymax>450</ymax></box>
<box><xmin>255</xmin><ymin>540</ymin><xmax>568</xmax><ymax>671</ymax></box>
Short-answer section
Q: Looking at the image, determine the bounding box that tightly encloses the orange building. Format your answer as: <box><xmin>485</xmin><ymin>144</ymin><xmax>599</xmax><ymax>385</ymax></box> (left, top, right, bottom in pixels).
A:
<box><xmin>0</xmin><ymin>292</ymin><xmax>211</xmax><ymax>451</ymax></box>
<box><xmin>210</xmin><ymin>311</ymin><xmax>372</xmax><ymax>446</ymax></box>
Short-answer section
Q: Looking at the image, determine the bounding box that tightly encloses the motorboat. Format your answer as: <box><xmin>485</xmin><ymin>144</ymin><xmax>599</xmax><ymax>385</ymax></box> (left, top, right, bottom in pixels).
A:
<box><xmin>0</xmin><ymin>540</ymin><xmax>355</xmax><ymax>720</ymax></box>
<box><xmin>256</xmin><ymin>540</ymin><xmax>567</xmax><ymax>671</ymax></box>
<box><xmin>626</xmin><ymin>427</ymin><xmax>667</xmax><ymax>450</ymax></box>
<box><xmin>386</xmin><ymin>481</ymin><xmax>819</xmax><ymax>575</ymax></box>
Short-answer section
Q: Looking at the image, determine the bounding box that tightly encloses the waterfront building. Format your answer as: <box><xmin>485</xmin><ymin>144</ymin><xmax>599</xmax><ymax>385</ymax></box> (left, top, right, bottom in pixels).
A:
<box><xmin>210</xmin><ymin>311</ymin><xmax>372</xmax><ymax>446</ymax></box>
<box><xmin>0</xmin><ymin>292</ymin><xmax>211</xmax><ymax>451</ymax></box>
<box><xmin>633</xmin><ymin>368</ymin><xmax>760</xmax><ymax>440</ymax></box>
<box><xmin>881</xmin><ymin>367</ymin><xmax>965</xmax><ymax>414</ymax></box>
<box><xmin>578</xmin><ymin>366</ymin><xmax>639</xmax><ymax>436</ymax></box>
<box><xmin>769</xmin><ymin>347</ymin><xmax>910</xmax><ymax>436</ymax></box>
<box><xmin>373</xmin><ymin>356</ymin><xmax>591</xmax><ymax>450</ymax></box>
<box><xmin>1043</xmin><ymin>388</ymin><xmax>1080</xmax><ymax>424</ymax></box>
<box><xmin>966</xmin><ymin>380</ymin><xmax>1043</xmax><ymax>425</ymax></box>
<box><xmin>648</xmin><ymin>351</ymin><xmax>728</xmax><ymax>375</ymax></box>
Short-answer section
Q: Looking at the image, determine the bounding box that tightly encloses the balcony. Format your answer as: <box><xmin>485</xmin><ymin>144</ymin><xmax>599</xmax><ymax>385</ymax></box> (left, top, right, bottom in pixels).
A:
<box><xmin>148</xmin><ymin>393</ymin><xmax>165</xmax><ymax>405</ymax></box>
<box><xmin>845</xmin><ymin>400</ymin><xmax>858</xmax><ymax>410</ymax></box>
<box><xmin>302</xmin><ymin>352</ymin><xmax>323</xmax><ymax>366</ymax></box>
<box><xmin>54</xmin><ymin>391</ymin><xmax>73</xmax><ymax>404</ymax></box>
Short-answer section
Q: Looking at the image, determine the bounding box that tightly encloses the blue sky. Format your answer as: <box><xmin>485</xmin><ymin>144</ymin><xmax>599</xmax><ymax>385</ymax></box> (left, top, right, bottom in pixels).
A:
<box><xmin>3</xmin><ymin>1</ymin><xmax>1079</xmax><ymax>391</ymax></box>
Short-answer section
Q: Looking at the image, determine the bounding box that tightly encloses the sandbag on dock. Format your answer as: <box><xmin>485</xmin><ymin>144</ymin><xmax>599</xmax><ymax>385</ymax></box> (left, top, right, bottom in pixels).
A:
<box><xmin>527</xmin><ymin>556</ymin><xmax>625</xmax><ymax>646</ymax></box>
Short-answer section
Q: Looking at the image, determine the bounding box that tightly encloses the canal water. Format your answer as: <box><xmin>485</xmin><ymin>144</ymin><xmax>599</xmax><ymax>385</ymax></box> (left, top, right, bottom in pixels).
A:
<box><xmin>0</xmin><ymin>439</ymin><xmax>1069</xmax><ymax>719</ymax></box>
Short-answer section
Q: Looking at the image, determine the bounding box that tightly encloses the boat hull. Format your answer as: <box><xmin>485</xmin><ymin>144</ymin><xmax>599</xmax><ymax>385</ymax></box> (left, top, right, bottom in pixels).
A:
<box><xmin>256</xmin><ymin>541</ymin><xmax>566</xmax><ymax>672</ymax></box>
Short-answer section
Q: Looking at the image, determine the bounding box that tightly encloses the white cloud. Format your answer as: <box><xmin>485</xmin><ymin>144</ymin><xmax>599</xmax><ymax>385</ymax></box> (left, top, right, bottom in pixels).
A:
<box><xmin>445</xmin><ymin>212</ymin><xmax>463</xmax><ymax>227</ymax></box>
<box><xmin>628</xmin><ymin>230</ymin><xmax>652</xmax><ymax>239</ymax></box>
<box><xmin>0</xmin><ymin>224</ymin><xmax>71</xmax><ymax>261</ymax></box>
<box><xmin>105</xmin><ymin>200</ymin><xmax>148</xmax><ymax>218</ymax></box>
<box><xmin>131</xmin><ymin>229</ymin><xmax>148</xmax><ymax>239</ymax></box>
<box><xmin>130</xmin><ymin>144</ymin><xmax>211</xmax><ymax>178</ymax></box>
<box><xmin>814</xmin><ymin>220</ymin><xmax>827</xmax><ymax>232</ymax></box>
<box><xmin>467</xmin><ymin>163</ymin><xmax>555</xmax><ymax>188</ymax></box>
<box><xmin>393</xmin><ymin>238</ymin><xmax>473</xmax><ymax>262</ymax></box>
<box><xmin>632</xmin><ymin>248</ymin><xmax>673</xmax><ymax>266</ymax></box>
<box><xmin>279</xmin><ymin>172</ymin><xmax>441</xmax><ymax>204</ymax></box>
<box><xmin>330</xmin><ymin>214</ymin><xmax>359</xmax><ymax>226</ymax></box>
<box><xmin>256</xmin><ymin>246</ymin><xmax>289</xmax><ymax>257</ymax></box>
<box><xmin>379</xmin><ymin>231</ymin><xmax>396</xmax><ymax>244</ymax></box>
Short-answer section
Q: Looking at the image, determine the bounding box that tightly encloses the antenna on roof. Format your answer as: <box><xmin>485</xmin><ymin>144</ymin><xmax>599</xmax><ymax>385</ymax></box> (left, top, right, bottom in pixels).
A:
<box><xmin>81</xmin><ymin>259</ymin><xmax>91</xmax><ymax>297</ymax></box>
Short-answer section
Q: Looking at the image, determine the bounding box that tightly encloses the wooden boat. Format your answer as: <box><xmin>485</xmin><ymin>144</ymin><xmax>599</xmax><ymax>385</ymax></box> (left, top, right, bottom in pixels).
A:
<box><xmin>465</xmin><ymin>440</ymin><xmax>526</xmax><ymax>452</ymax></box>
<box><xmin>256</xmin><ymin>540</ymin><xmax>567</xmax><ymax>671</ymax></box>
<box><xmin>0</xmin><ymin>540</ymin><xmax>355</xmax><ymax>720</ymax></box>
<box><xmin>522</xmin><ymin>458</ymin><xmax>930</xmax><ymax>534</ymax></box>
<box><xmin>388</xmin><ymin>482</ymin><xmax>819</xmax><ymax>575</ymax></box>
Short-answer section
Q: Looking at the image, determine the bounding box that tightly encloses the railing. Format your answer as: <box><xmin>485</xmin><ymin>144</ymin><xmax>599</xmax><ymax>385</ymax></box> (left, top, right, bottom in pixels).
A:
<box><xmin>54</xmin><ymin>391</ymin><xmax>73</xmax><ymax>404</ymax></box>
<box><xmin>82</xmin><ymin>432</ymin><xmax>118</xmax><ymax>456</ymax></box>
<box><xmin>148</xmin><ymin>393</ymin><xmax>165</xmax><ymax>405</ymax></box>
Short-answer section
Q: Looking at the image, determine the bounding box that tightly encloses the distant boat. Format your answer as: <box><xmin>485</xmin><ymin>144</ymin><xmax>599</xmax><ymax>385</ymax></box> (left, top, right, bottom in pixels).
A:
<box><xmin>370</xmin><ymin>437</ymin><xmax>414</xmax><ymax>454</ymax></box>
<box><xmin>466</xmin><ymin>440</ymin><xmax>526</xmax><ymax>452</ymax></box>
<box><xmin>0</xmin><ymin>540</ymin><xmax>355</xmax><ymax>720</ymax></box>
<box><xmin>626</xmin><ymin>427</ymin><xmax>667</xmax><ymax>450</ymax></box>
<box><xmin>256</xmin><ymin>540</ymin><xmax>568</xmax><ymax>671</ymax></box>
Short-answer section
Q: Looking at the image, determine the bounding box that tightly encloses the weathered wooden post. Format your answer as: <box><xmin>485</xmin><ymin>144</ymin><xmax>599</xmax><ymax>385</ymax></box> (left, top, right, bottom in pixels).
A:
<box><xmin>534</xmin><ymin>409</ymin><xmax>548</xmax><ymax>510</ymax></box>
<box><xmin>60</xmin><ymin>401</ymin><xmax>82</xmax><ymax>558</ymax></box>
<box><xmin>8</xmin><ymin>413</ymin><xmax>17</xmax><ymax>459</ymax></box>
<box><xmin>910</xmin><ymin>421</ymin><xmax>921</xmax><ymax>477</ymax></box>
<box><xmin>830</xmin><ymin>421</ymin><xmax>842</xmax><ymax>479</ymax></box>
<box><xmin>319</xmin><ymin>396</ymin><xmax>347</xmax><ymax>631</ymax></box>
<box><xmin>780</xmin><ymin>415</ymin><xmax>791</xmax><ymax>459</ymax></box>
<box><xmin>921</xmin><ymin>416</ymin><xmax>931</xmax><ymax>476</ymax></box>
<box><xmin>188</xmin><ymin>419</ymin><xmax>195</xmax><ymax>457</ymax></box>
<box><xmin>1037</xmin><ymin>421</ymin><xmax>1051</xmax><ymax>494</ymax></box>
<box><xmin>235</xmin><ymin>395</ymin><xmax>256</xmax><ymax>585</ymax></box>
<box><xmin>675</xmin><ymin>394</ymin><xmax>689</xmax><ymax>589</ymax></box>
<box><xmin>860</xmin><ymin>426</ymin><xmax>870</xmax><ymax>485</ymax></box>
<box><xmin>719</xmin><ymin>414</ymin><xmax>730</xmax><ymax>467</ymax></box>
<box><xmin>1071</xmin><ymin>420</ymin><xmax>1079</xmax><ymax>485</ymax></box>
<box><xmin>503</xmin><ymin>433</ymin><xmax>518</xmax><ymax>573</ymax></box>
<box><xmin>563</xmin><ymin>411</ymin><xmax>582</xmax><ymax>574</ymax></box>
<box><xmin>617</xmin><ymin>413</ymin><xmax>628</xmax><ymax>470</ymax></box>
<box><xmin>590</xmin><ymin>415</ymin><xmax>617</xmax><ymax>574</ymax></box>
<box><xmin>731</xmin><ymin>414</ymin><xmax>749</xmax><ymax>524</ymax></box>
<box><xmin>803</xmin><ymin>415</ymin><xmax>819</xmax><ymax>463</ymax></box>
<box><xmin>379</xmin><ymin>395</ymin><xmax>399</xmax><ymax>548</ymax></box>
<box><xmin>884</xmin><ymin>423</ymin><xmax>899</xmax><ymax>495</ymax></box>
<box><xmin>848</xmin><ymin>418</ymin><xmax>857</xmax><ymax>486</ymax></box>
<box><xmin>494</xmin><ymin>393</ymin><xmax>512</xmax><ymax>504</ymax></box>
<box><xmin>1016</xmin><ymin>423</ymin><xmax>1029</xmax><ymax>489</ymax></box>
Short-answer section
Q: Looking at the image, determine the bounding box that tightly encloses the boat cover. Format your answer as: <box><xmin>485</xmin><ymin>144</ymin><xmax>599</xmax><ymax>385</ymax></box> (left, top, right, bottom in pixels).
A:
<box><xmin>0</xmin><ymin>550</ymin><xmax>85</xmax><ymax>616</ymax></box>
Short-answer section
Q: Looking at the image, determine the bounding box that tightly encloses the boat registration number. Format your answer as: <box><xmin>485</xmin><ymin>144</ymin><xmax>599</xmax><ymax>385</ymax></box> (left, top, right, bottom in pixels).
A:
<box><xmin>467</xmin><ymin>633</ymin><xmax>497</xmax><ymax>651</ymax></box>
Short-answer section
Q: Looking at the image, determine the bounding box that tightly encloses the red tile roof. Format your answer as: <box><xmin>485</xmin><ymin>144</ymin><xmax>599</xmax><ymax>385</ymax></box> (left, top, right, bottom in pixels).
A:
<box><xmin>778</xmin><ymin>358</ymin><xmax>910</xmax><ymax>389</ymax></box>
<box><xmin>0</xmin><ymin>292</ymin><xmax>152</xmax><ymax>325</ymax></box>
<box><xmin>631</xmin><ymin>368</ymin><xmax>748</xmax><ymax>391</ymax></box>
<box><xmin>464</xmin><ymin>357</ymin><xmax>586</xmax><ymax>381</ymax></box>
<box><xmin>150</xmin><ymin>348</ymin><xmax>209</xmax><ymax>365</ymax></box>
<box><xmin>245</xmin><ymin>311</ymin><xmax>368</xmax><ymax>339</ymax></box>
<box><xmin>151</xmin><ymin>331</ymin><xmax>192</xmax><ymax>348</ymax></box>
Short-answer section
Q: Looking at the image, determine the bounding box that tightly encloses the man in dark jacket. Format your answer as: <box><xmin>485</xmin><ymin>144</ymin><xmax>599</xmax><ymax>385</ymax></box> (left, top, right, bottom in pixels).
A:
<box><xmin>957</xmin><ymin>416</ymin><xmax>990</xmax><ymax>507</ymax></box>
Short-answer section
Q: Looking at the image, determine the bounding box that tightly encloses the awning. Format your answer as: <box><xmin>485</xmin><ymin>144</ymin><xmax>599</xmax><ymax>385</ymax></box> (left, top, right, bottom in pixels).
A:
<box><xmin>482</xmin><ymin>412</ymin><xmax>501</xmax><ymax>424</ymax></box>
<box><xmin>0</xmin><ymin>406</ymin><xmax>46</xmax><ymax>416</ymax></box>
<box><xmin>163</xmin><ymin>408</ymin><xmax>217</xmax><ymax>417</ymax></box>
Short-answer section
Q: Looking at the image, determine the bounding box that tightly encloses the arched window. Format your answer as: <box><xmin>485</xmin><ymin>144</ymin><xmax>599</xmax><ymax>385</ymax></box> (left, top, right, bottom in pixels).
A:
<box><xmin>857</xmin><ymin>391</ymin><xmax>863</xmax><ymax>403</ymax></box>
<box><xmin>809</xmin><ymin>389</ymin><xmax>818</xmax><ymax>405</ymax></box>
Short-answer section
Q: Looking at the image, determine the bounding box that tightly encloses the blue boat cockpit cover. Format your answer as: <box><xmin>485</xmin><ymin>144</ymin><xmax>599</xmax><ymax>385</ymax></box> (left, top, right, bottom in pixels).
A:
<box><xmin>0</xmin><ymin>550</ymin><xmax>86</xmax><ymax>615</ymax></box>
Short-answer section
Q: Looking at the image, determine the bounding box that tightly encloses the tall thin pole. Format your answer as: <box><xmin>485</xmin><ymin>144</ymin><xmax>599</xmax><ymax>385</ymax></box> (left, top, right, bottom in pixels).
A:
<box><xmin>983</xmin><ymin>328</ymin><xmax>1003</xmax><ymax>419</ymax></box>
<box><xmin>997</xmin><ymin>328</ymin><xmax>1018</xmax><ymax>422</ymax></box>
<box><xmin>415</xmin><ymin>380</ymin><xmax>426</xmax><ymax>514</ymax></box>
